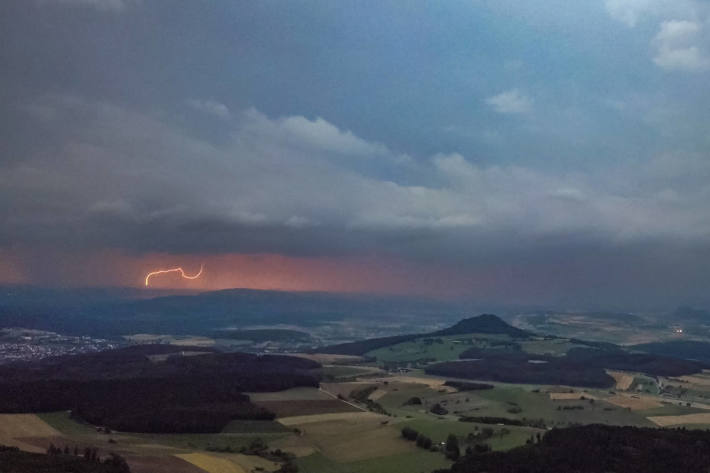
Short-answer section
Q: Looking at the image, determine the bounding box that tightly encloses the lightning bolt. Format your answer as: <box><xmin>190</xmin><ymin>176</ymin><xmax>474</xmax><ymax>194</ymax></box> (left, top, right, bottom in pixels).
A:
<box><xmin>145</xmin><ymin>264</ymin><xmax>204</xmax><ymax>287</ymax></box>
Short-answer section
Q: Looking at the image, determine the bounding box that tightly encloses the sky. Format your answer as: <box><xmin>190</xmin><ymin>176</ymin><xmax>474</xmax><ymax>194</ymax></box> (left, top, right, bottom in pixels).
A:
<box><xmin>0</xmin><ymin>0</ymin><xmax>709</xmax><ymax>308</ymax></box>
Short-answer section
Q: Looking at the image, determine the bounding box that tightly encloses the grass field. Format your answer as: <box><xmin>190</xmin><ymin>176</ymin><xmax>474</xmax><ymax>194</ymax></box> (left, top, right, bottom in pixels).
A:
<box><xmin>247</xmin><ymin>387</ymin><xmax>332</xmax><ymax>401</ymax></box>
<box><xmin>278</xmin><ymin>411</ymin><xmax>383</xmax><ymax>426</ymax></box>
<box><xmin>549</xmin><ymin>392</ymin><xmax>599</xmax><ymax>400</ymax></box>
<box><xmin>518</xmin><ymin>338</ymin><xmax>585</xmax><ymax>356</ymax></box>
<box><xmin>640</xmin><ymin>404</ymin><xmax>709</xmax><ymax>416</ymax></box>
<box><xmin>131</xmin><ymin>432</ymin><xmax>290</xmax><ymax>452</ymax></box>
<box><xmin>37</xmin><ymin>411</ymin><xmax>96</xmax><ymax>436</ymax></box>
<box><xmin>367</xmin><ymin>334</ymin><xmax>522</xmax><ymax>363</ymax></box>
<box><xmin>400</xmin><ymin>417</ymin><xmax>540</xmax><ymax>451</ymax></box>
<box><xmin>295</xmin><ymin>450</ymin><xmax>450</xmax><ymax>473</ymax></box>
<box><xmin>321</xmin><ymin>382</ymin><xmax>379</xmax><ymax>398</ymax></box>
<box><xmin>221</xmin><ymin>420</ymin><xmax>290</xmax><ymax>434</ymax></box>
<box><xmin>322</xmin><ymin>365</ymin><xmax>384</xmax><ymax>380</ymax></box>
<box><xmin>367</xmin><ymin>336</ymin><xmax>472</xmax><ymax>363</ymax></box>
<box><xmin>279</xmin><ymin>411</ymin><xmax>414</xmax><ymax>463</ymax></box>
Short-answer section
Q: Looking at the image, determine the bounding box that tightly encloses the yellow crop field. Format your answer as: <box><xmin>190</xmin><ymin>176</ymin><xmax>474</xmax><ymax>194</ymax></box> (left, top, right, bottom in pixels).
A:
<box><xmin>0</xmin><ymin>414</ymin><xmax>61</xmax><ymax>453</ymax></box>
<box><xmin>368</xmin><ymin>388</ymin><xmax>388</xmax><ymax>400</ymax></box>
<box><xmin>678</xmin><ymin>374</ymin><xmax>710</xmax><ymax>387</ymax></box>
<box><xmin>176</xmin><ymin>452</ymin><xmax>280</xmax><ymax>473</ymax></box>
<box><xmin>606</xmin><ymin>394</ymin><xmax>661</xmax><ymax>410</ymax></box>
<box><xmin>607</xmin><ymin>370</ymin><xmax>634</xmax><ymax>390</ymax></box>
<box><xmin>648</xmin><ymin>413</ymin><xmax>710</xmax><ymax>426</ymax></box>
<box><xmin>175</xmin><ymin>453</ymin><xmax>245</xmax><ymax>473</ymax></box>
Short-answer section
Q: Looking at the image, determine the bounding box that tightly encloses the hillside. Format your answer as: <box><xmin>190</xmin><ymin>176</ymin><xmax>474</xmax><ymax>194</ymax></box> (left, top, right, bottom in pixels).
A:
<box><xmin>434</xmin><ymin>314</ymin><xmax>530</xmax><ymax>338</ymax></box>
<box><xmin>439</xmin><ymin>425</ymin><xmax>710</xmax><ymax>473</ymax></box>
<box><xmin>0</xmin><ymin>286</ymin><xmax>469</xmax><ymax>337</ymax></box>
<box><xmin>0</xmin><ymin>346</ymin><xmax>320</xmax><ymax>433</ymax></box>
<box><xmin>316</xmin><ymin>314</ymin><xmax>527</xmax><ymax>355</ymax></box>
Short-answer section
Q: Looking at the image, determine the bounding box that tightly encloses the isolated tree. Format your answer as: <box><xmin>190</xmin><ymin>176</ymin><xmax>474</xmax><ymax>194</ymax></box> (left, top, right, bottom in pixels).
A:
<box><xmin>446</xmin><ymin>434</ymin><xmax>460</xmax><ymax>460</ymax></box>
<box><xmin>402</xmin><ymin>426</ymin><xmax>419</xmax><ymax>441</ymax></box>
<box><xmin>104</xmin><ymin>453</ymin><xmax>131</xmax><ymax>473</ymax></box>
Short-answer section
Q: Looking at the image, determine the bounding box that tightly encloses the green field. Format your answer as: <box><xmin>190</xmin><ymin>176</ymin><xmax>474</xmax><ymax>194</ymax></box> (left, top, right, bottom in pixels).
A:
<box><xmin>366</xmin><ymin>333</ymin><xmax>595</xmax><ymax>364</ymax></box>
<box><xmin>322</xmin><ymin>365</ymin><xmax>382</xmax><ymax>380</ymax></box>
<box><xmin>38</xmin><ymin>410</ymin><xmax>291</xmax><ymax>452</ymax></box>
<box><xmin>38</xmin><ymin>411</ymin><xmax>97</xmax><ymax>436</ymax></box>
<box><xmin>518</xmin><ymin>338</ymin><xmax>586</xmax><ymax>356</ymax></box>
<box><xmin>295</xmin><ymin>450</ymin><xmax>450</xmax><ymax>473</ymax></box>
<box><xmin>639</xmin><ymin>404</ymin><xmax>708</xmax><ymax>417</ymax></box>
<box><xmin>367</xmin><ymin>336</ymin><xmax>473</xmax><ymax>363</ymax></box>
<box><xmin>221</xmin><ymin>420</ymin><xmax>291</xmax><ymax>434</ymax></box>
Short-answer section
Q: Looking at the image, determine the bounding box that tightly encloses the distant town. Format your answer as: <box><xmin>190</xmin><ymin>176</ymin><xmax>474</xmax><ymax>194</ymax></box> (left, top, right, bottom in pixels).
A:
<box><xmin>0</xmin><ymin>328</ymin><xmax>121</xmax><ymax>363</ymax></box>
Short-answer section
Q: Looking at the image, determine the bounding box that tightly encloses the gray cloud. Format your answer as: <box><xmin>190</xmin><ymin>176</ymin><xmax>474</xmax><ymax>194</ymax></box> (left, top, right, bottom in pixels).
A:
<box><xmin>1</xmin><ymin>1</ymin><xmax>709</xmax><ymax>305</ymax></box>
<box><xmin>3</xmin><ymin>95</ymin><xmax>710</xmax><ymax>261</ymax></box>
<box><xmin>606</xmin><ymin>0</ymin><xmax>710</xmax><ymax>71</ymax></box>
<box><xmin>41</xmin><ymin>0</ymin><xmax>138</xmax><ymax>11</ymax></box>
<box><xmin>485</xmin><ymin>89</ymin><xmax>533</xmax><ymax>115</ymax></box>
<box><xmin>186</xmin><ymin>99</ymin><xmax>232</xmax><ymax>120</ymax></box>
<box><xmin>652</xmin><ymin>20</ymin><xmax>710</xmax><ymax>71</ymax></box>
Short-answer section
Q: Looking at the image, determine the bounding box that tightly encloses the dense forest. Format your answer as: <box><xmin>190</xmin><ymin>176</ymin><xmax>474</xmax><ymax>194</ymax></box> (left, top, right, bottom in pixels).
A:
<box><xmin>427</xmin><ymin>353</ymin><xmax>615</xmax><ymax>387</ymax></box>
<box><xmin>427</xmin><ymin>346</ymin><xmax>705</xmax><ymax>388</ymax></box>
<box><xmin>435</xmin><ymin>314</ymin><xmax>529</xmax><ymax>338</ymax></box>
<box><xmin>437</xmin><ymin>425</ymin><xmax>710</xmax><ymax>473</ymax></box>
<box><xmin>632</xmin><ymin>340</ymin><xmax>710</xmax><ymax>363</ymax></box>
<box><xmin>0</xmin><ymin>346</ymin><xmax>320</xmax><ymax>433</ymax></box>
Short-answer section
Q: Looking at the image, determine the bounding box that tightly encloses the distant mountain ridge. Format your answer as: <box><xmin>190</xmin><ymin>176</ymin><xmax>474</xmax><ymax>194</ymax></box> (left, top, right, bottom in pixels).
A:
<box><xmin>315</xmin><ymin>314</ymin><xmax>529</xmax><ymax>356</ymax></box>
<box><xmin>0</xmin><ymin>286</ymin><xmax>471</xmax><ymax>337</ymax></box>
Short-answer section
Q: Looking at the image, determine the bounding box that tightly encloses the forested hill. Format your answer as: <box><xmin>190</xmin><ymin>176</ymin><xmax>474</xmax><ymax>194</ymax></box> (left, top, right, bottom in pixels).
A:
<box><xmin>315</xmin><ymin>314</ymin><xmax>529</xmax><ymax>355</ymax></box>
<box><xmin>437</xmin><ymin>425</ymin><xmax>710</xmax><ymax>473</ymax></box>
<box><xmin>434</xmin><ymin>314</ymin><xmax>530</xmax><ymax>337</ymax></box>
<box><xmin>0</xmin><ymin>346</ymin><xmax>320</xmax><ymax>433</ymax></box>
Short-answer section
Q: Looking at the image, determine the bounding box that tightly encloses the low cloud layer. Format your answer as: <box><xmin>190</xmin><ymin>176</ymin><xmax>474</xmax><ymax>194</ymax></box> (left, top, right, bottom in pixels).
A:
<box><xmin>3</xmin><ymin>96</ymin><xmax>710</xmax><ymax>262</ymax></box>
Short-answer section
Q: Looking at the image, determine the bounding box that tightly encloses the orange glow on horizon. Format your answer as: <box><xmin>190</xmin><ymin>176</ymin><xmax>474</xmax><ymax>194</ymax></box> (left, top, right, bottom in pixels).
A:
<box><xmin>144</xmin><ymin>264</ymin><xmax>204</xmax><ymax>287</ymax></box>
<box><xmin>0</xmin><ymin>247</ymin><xmax>481</xmax><ymax>298</ymax></box>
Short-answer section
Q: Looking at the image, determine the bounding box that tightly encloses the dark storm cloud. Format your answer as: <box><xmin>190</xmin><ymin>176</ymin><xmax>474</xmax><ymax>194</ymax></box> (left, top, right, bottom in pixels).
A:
<box><xmin>1</xmin><ymin>1</ymin><xmax>709</xmax><ymax>306</ymax></box>
<box><xmin>3</xmin><ymin>95</ymin><xmax>709</xmax><ymax>259</ymax></box>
